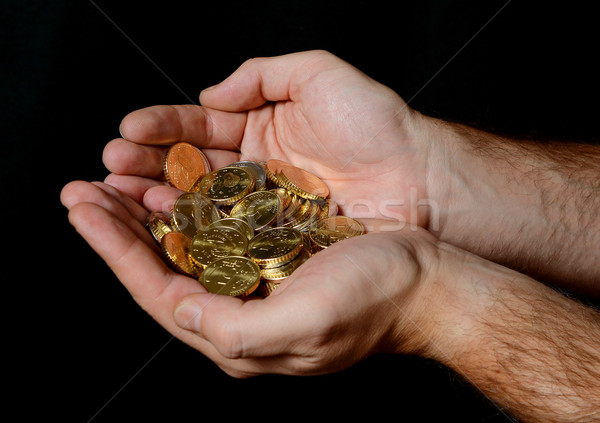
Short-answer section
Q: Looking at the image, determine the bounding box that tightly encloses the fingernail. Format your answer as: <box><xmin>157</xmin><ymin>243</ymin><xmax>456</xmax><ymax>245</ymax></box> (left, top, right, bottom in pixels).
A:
<box><xmin>119</xmin><ymin>123</ymin><xmax>124</xmax><ymax>139</ymax></box>
<box><xmin>173</xmin><ymin>302</ymin><xmax>202</xmax><ymax>332</ymax></box>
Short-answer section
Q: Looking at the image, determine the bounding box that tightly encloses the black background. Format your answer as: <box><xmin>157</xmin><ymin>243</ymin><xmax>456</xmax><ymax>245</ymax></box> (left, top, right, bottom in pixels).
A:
<box><xmin>3</xmin><ymin>1</ymin><xmax>599</xmax><ymax>421</ymax></box>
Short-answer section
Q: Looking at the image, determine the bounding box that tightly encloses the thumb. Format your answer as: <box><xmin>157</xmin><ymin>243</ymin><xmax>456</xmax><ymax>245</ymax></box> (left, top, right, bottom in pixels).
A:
<box><xmin>199</xmin><ymin>50</ymin><xmax>341</xmax><ymax>112</ymax></box>
<box><xmin>173</xmin><ymin>289</ymin><xmax>313</xmax><ymax>359</ymax></box>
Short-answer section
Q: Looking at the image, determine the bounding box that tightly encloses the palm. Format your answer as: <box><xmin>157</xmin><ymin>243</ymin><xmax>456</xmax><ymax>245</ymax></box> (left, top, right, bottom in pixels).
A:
<box><xmin>229</xmin><ymin>67</ymin><xmax>429</xmax><ymax>223</ymax></box>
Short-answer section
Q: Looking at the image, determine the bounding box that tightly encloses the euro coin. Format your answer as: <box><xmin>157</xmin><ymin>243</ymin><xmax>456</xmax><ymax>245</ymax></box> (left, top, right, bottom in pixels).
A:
<box><xmin>209</xmin><ymin>217</ymin><xmax>254</xmax><ymax>241</ymax></box>
<box><xmin>161</xmin><ymin>231</ymin><xmax>200</xmax><ymax>277</ymax></box>
<box><xmin>265</xmin><ymin>159</ymin><xmax>329</xmax><ymax>201</ymax></box>
<box><xmin>200</xmin><ymin>256</ymin><xmax>261</xmax><ymax>297</ymax></box>
<box><xmin>147</xmin><ymin>211</ymin><xmax>172</xmax><ymax>244</ymax></box>
<box><xmin>195</xmin><ymin>166</ymin><xmax>255</xmax><ymax>205</ymax></box>
<box><xmin>257</xmin><ymin>281</ymin><xmax>280</xmax><ymax>297</ymax></box>
<box><xmin>190</xmin><ymin>227</ymin><xmax>248</xmax><ymax>268</ymax></box>
<box><xmin>171</xmin><ymin>192</ymin><xmax>220</xmax><ymax>238</ymax></box>
<box><xmin>163</xmin><ymin>142</ymin><xmax>211</xmax><ymax>192</ymax></box>
<box><xmin>260</xmin><ymin>247</ymin><xmax>310</xmax><ymax>281</ymax></box>
<box><xmin>230</xmin><ymin>190</ymin><xmax>282</xmax><ymax>231</ymax></box>
<box><xmin>309</xmin><ymin>216</ymin><xmax>365</xmax><ymax>248</ymax></box>
<box><xmin>247</xmin><ymin>227</ymin><xmax>303</xmax><ymax>267</ymax></box>
<box><xmin>227</xmin><ymin>160</ymin><xmax>267</xmax><ymax>191</ymax></box>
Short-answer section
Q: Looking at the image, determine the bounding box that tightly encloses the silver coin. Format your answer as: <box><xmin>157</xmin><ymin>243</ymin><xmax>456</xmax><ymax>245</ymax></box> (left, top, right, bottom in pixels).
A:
<box><xmin>227</xmin><ymin>160</ymin><xmax>267</xmax><ymax>191</ymax></box>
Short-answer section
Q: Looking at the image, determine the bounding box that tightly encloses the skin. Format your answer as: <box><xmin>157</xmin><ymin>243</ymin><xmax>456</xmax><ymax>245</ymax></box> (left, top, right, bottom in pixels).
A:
<box><xmin>61</xmin><ymin>50</ymin><xmax>600</xmax><ymax>422</ymax></box>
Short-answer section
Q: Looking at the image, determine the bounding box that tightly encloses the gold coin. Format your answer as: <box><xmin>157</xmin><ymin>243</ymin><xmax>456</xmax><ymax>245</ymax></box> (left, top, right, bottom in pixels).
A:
<box><xmin>260</xmin><ymin>247</ymin><xmax>311</xmax><ymax>281</ymax></box>
<box><xmin>161</xmin><ymin>231</ymin><xmax>200</xmax><ymax>277</ymax></box>
<box><xmin>293</xmin><ymin>200</ymin><xmax>322</xmax><ymax>232</ymax></box>
<box><xmin>190</xmin><ymin>227</ymin><xmax>248</xmax><ymax>268</ymax></box>
<box><xmin>230</xmin><ymin>190</ymin><xmax>282</xmax><ymax>231</ymax></box>
<box><xmin>265</xmin><ymin>159</ymin><xmax>329</xmax><ymax>201</ymax></box>
<box><xmin>247</xmin><ymin>227</ymin><xmax>303</xmax><ymax>267</ymax></box>
<box><xmin>301</xmin><ymin>231</ymin><xmax>319</xmax><ymax>255</ymax></box>
<box><xmin>171</xmin><ymin>192</ymin><xmax>220</xmax><ymax>238</ymax></box>
<box><xmin>227</xmin><ymin>161</ymin><xmax>267</xmax><ymax>191</ymax></box>
<box><xmin>163</xmin><ymin>142</ymin><xmax>211</xmax><ymax>192</ymax></box>
<box><xmin>279</xmin><ymin>197</ymin><xmax>312</xmax><ymax>228</ymax></box>
<box><xmin>200</xmin><ymin>256</ymin><xmax>261</xmax><ymax>297</ymax></box>
<box><xmin>257</xmin><ymin>281</ymin><xmax>280</xmax><ymax>297</ymax></box>
<box><xmin>309</xmin><ymin>216</ymin><xmax>365</xmax><ymax>248</ymax></box>
<box><xmin>146</xmin><ymin>211</ymin><xmax>172</xmax><ymax>244</ymax></box>
<box><xmin>209</xmin><ymin>217</ymin><xmax>254</xmax><ymax>241</ymax></box>
<box><xmin>319</xmin><ymin>199</ymin><xmax>339</xmax><ymax>219</ymax></box>
<box><xmin>195</xmin><ymin>166</ymin><xmax>255</xmax><ymax>205</ymax></box>
<box><xmin>270</xmin><ymin>188</ymin><xmax>292</xmax><ymax>209</ymax></box>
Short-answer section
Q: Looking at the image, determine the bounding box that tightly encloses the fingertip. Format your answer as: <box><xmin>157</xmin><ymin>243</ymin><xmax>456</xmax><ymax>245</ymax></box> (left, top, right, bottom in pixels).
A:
<box><xmin>60</xmin><ymin>180</ymin><xmax>96</xmax><ymax>209</ymax></box>
<box><xmin>142</xmin><ymin>184</ymin><xmax>183</xmax><ymax>214</ymax></box>
<box><xmin>120</xmin><ymin>106</ymin><xmax>161</xmax><ymax>143</ymax></box>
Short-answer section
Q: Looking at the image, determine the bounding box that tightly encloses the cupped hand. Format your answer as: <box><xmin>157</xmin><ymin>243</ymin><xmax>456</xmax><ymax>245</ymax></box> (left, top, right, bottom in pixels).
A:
<box><xmin>61</xmin><ymin>179</ymin><xmax>440</xmax><ymax>377</ymax></box>
<box><xmin>103</xmin><ymin>50</ymin><xmax>439</xmax><ymax>227</ymax></box>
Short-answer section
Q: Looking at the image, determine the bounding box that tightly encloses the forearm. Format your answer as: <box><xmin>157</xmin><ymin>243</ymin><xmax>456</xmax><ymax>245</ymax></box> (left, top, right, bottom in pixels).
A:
<box><xmin>424</xmin><ymin>116</ymin><xmax>600</xmax><ymax>296</ymax></box>
<box><xmin>418</xmin><ymin>242</ymin><xmax>600</xmax><ymax>423</ymax></box>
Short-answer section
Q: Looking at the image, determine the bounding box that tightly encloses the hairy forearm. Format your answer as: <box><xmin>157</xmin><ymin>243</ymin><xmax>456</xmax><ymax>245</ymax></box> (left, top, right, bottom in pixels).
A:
<box><xmin>425</xmin><ymin>117</ymin><xmax>600</xmax><ymax>296</ymax></box>
<box><xmin>422</xmin><ymin>244</ymin><xmax>600</xmax><ymax>423</ymax></box>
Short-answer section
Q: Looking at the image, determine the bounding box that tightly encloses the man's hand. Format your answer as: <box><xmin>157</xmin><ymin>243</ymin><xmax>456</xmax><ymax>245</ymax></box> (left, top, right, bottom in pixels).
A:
<box><xmin>60</xmin><ymin>179</ymin><xmax>442</xmax><ymax>377</ymax></box>
<box><xmin>103</xmin><ymin>50</ymin><xmax>440</xmax><ymax>229</ymax></box>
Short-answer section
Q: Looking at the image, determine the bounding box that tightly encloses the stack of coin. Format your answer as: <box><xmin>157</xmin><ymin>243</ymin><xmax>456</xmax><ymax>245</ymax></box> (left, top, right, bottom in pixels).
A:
<box><xmin>147</xmin><ymin>142</ymin><xmax>365</xmax><ymax>298</ymax></box>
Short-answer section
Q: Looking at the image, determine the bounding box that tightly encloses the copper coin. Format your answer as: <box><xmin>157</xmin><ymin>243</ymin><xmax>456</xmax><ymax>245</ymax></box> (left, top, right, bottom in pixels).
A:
<box><xmin>163</xmin><ymin>142</ymin><xmax>211</xmax><ymax>191</ymax></box>
<box><xmin>265</xmin><ymin>159</ymin><xmax>329</xmax><ymax>201</ymax></box>
<box><xmin>161</xmin><ymin>231</ymin><xmax>200</xmax><ymax>277</ymax></box>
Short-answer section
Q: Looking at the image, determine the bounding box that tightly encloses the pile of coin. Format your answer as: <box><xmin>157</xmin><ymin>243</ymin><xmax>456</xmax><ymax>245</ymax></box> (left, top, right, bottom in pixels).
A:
<box><xmin>147</xmin><ymin>142</ymin><xmax>365</xmax><ymax>298</ymax></box>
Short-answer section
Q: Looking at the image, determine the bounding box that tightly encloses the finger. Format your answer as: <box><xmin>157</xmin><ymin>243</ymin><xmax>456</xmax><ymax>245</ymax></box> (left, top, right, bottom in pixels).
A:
<box><xmin>119</xmin><ymin>104</ymin><xmax>247</xmax><ymax>151</ymax></box>
<box><xmin>172</xmin><ymin>287</ymin><xmax>319</xmax><ymax>360</ymax></box>
<box><xmin>103</xmin><ymin>138</ymin><xmax>166</xmax><ymax>178</ymax></box>
<box><xmin>103</xmin><ymin>174</ymin><xmax>167</xmax><ymax>205</ymax></box>
<box><xmin>199</xmin><ymin>50</ymin><xmax>341</xmax><ymax>112</ymax></box>
<box><xmin>61</xmin><ymin>181</ymin><xmax>152</xmax><ymax>244</ymax></box>
<box><xmin>66</xmin><ymin>201</ymin><xmax>204</xmax><ymax>311</ymax></box>
<box><xmin>142</xmin><ymin>185</ymin><xmax>184</xmax><ymax>214</ymax></box>
<box><xmin>104</xmin><ymin>137</ymin><xmax>242</xmax><ymax>180</ymax></box>
<box><xmin>202</xmin><ymin>149</ymin><xmax>241</xmax><ymax>170</ymax></box>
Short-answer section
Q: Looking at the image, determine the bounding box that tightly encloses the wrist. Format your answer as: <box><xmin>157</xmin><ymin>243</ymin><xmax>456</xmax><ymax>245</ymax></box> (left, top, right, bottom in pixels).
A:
<box><xmin>378</xmin><ymin>228</ymin><xmax>488</xmax><ymax>361</ymax></box>
<box><xmin>390</xmin><ymin>234</ymin><xmax>512</xmax><ymax>365</ymax></box>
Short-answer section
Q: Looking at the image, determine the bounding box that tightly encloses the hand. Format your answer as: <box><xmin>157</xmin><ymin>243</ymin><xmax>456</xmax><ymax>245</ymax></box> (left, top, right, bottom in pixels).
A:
<box><xmin>61</xmin><ymin>179</ymin><xmax>442</xmax><ymax>377</ymax></box>
<box><xmin>102</xmin><ymin>50</ymin><xmax>442</xmax><ymax>228</ymax></box>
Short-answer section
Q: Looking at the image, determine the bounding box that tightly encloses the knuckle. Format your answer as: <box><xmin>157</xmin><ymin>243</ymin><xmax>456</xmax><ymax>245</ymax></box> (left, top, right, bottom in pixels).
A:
<box><xmin>212</xmin><ymin>319</ymin><xmax>245</xmax><ymax>360</ymax></box>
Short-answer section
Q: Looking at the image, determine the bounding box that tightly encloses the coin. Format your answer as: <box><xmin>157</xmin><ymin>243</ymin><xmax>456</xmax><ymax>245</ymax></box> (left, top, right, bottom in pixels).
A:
<box><xmin>260</xmin><ymin>247</ymin><xmax>310</xmax><ymax>281</ymax></box>
<box><xmin>265</xmin><ymin>159</ymin><xmax>329</xmax><ymax>201</ymax></box>
<box><xmin>293</xmin><ymin>200</ymin><xmax>322</xmax><ymax>232</ymax></box>
<box><xmin>190</xmin><ymin>227</ymin><xmax>248</xmax><ymax>268</ymax></box>
<box><xmin>200</xmin><ymin>256</ymin><xmax>261</xmax><ymax>297</ymax></box>
<box><xmin>257</xmin><ymin>281</ymin><xmax>280</xmax><ymax>297</ymax></box>
<box><xmin>270</xmin><ymin>188</ymin><xmax>292</xmax><ymax>209</ymax></box>
<box><xmin>227</xmin><ymin>161</ymin><xmax>267</xmax><ymax>191</ymax></box>
<box><xmin>247</xmin><ymin>227</ymin><xmax>303</xmax><ymax>267</ymax></box>
<box><xmin>301</xmin><ymin>231</ymin><xmax>319</xmax><ymax>255</ymax></box>
<box><xmin>230</xmin><ymin>190</ymin><xmax>282</xmax><ymax>231</ymax></box>
<box><xmin>209</xmin><ymin>217</ymin><xmax>254</xmax><ymax>241</ymax></box>
<box><xmin>279</xmin><ymin>197</ymin><xmax>312</xmax><ymax>228</ymax></box>
<box><xmin>147</xmin><ymin>211</ymin><xmax>172</xmax><ymax>243</ymax></box>
<box><xmin>163</xmin><ymin>142</ymin><xmax>211</xmax><ymax>191</ymax></box>
<box><xmin>161</xmin><ymin>231</ymin><xmax>200</xmax><ymax>277</ymax></box>
<box><xmin>171</xmin><ymin>192</ymin><xmax>220</xmax><ymax>238</ymax></box>
<box><xmin>319</xmin><ymin>199</ymin><xmax>338</xmax><ymax>219</ymax></box>
<box><xmin>195</xmin><ymin>166</ymin><xmax>255</xmax><ymax>205</ymax></box>
<box><xmin>309</xmin><ymin>216</ymin><xmax>365</xmax><ymax>248</ymax></box>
